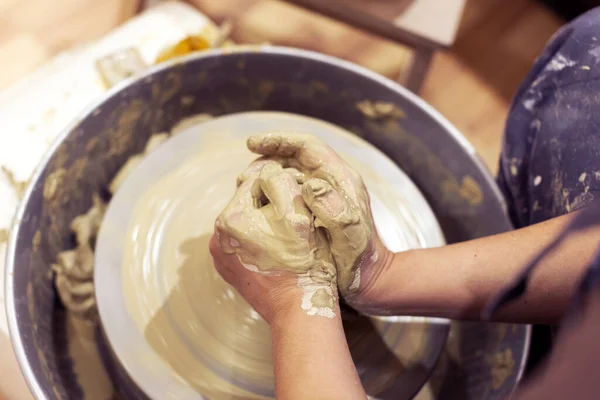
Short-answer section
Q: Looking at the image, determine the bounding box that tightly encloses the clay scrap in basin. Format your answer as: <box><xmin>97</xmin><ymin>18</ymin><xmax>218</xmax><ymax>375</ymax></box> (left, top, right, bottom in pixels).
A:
<box><xmin>53</xmin><ymin>115</ymin><xmax>214</xmax><ymax>319</ymax></box>
<box><xmin>52</xmin><ymin>194</ymin><xmax>106</xmax><ymax>320</ymax></box>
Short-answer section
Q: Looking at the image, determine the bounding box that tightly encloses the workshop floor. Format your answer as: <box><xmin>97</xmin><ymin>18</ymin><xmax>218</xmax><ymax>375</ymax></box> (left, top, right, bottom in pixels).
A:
<box><xmin>0</xmin><ymin>0</ymin><xmax>563</xmax><ymax>170</ymax></box>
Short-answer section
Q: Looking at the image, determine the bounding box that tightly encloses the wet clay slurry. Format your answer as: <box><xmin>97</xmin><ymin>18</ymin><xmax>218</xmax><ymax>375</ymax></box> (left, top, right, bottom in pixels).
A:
<box><xmin>103</xmin><ymin>112</ymin><xmax>446</xmax><ymax>399</ymax></box>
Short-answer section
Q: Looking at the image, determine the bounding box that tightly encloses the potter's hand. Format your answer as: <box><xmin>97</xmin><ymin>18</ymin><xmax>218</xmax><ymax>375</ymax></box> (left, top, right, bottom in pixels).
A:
<box><xmin>210</xmin><ymin>159</ymin><xmax>338</xmax><ymax>324</ymax></box>
<box><xmin>213</xmin><ymin>159</ymin><xmax>367</xmax><ymax>400</ymax></box>
<box><xmin>247</xmin><ymin>133</ymin><xmax>394</xmax><ymax>310</ymax></box>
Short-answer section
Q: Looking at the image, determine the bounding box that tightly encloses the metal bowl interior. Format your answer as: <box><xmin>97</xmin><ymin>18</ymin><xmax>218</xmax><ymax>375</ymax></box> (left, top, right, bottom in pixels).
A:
<box><xmin>6</xmin><ymin>47</ymin><xmax>529</xmax><ymax>400</ymax></box>
<box><xmin>94</xmin><ymin>111</ymin><xmax>450</xmax><ymax>400</ymax></box>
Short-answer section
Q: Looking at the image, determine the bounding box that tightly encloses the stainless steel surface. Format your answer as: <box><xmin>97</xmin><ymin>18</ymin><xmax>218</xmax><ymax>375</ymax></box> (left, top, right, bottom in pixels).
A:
<box><xmin>6</xmin><ymin>46</ymin><xmax>530</xmax><ymax>399</ymax></box>
<box><xmin>95</xmin><ymin>111</ymin><xmax>449</xmax><ymax>399</ymax></box>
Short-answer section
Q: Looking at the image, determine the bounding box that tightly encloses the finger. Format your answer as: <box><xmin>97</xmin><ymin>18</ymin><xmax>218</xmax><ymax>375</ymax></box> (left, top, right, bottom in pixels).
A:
<box><xmin>241</xmin><ymin>162</ymin><xmax>307</xmax><ymax>184</ymax></box>
<box><xmin>209</xmin><ymin>233</ymin><xmax>220</xmax><ymax>255</ymax></box>
<box><xmin>230</xmin><ymin>160</ymin><xmax>277</xmax><ymax>211</ymax></box>
<box><xmin>236</xmin><ymin>157</ymin><xmax>287</xmax><ymax>187</ymax></box>
<box><xmin>284</xmin><ymin>167</ymin><xmax>307</xmax><ymax>184</ymax></box>
<box><xmin>247</xmin><ymin>132</ymin><xmax>330</xmax><ymax>170</ymax></box>
<box><xmin>209</xmin><ymin>233</ymin><xmax>236</xmax><ymax>263</ymax></box>
<box><xmin>259</xmin><ymin>163</ymin><xmax>307</xmax><ymax>217</ymax></box>
<box><xmin>236</xmin><ymin>158</ymin><xmax>277</xmax><ymax>187</ymax></box>
<box><xmin>247</xmin><ymin>132</ymin><xmax>310</xmax><ymax>157</ymax></box>
<box><xmin>229</xmin><ymin>179</ymin><xmax>261</xmax><ymax>211</ymax></box>
<box><xmin>214</xmin><ymin>219</ymin><xmax>235</xmax><ymax>254</ymax></box>
<box><xmin>210</xmin><ymin>233</ymin><xmax>237</xmax><ymax>283</ymax></box>
<box><xmin>211</xmin><ymin>233</ymin><xmax>261</xmax><ymax>288</ymax></box>
<box><xmin>302</xmin><ymin>178</ymin><xmax>359</xmax><ymax>231</ymax></box>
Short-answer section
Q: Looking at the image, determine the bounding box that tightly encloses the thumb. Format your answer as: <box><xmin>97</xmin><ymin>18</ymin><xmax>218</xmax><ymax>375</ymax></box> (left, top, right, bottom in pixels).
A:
<box><xmin>301</xmin><ymin>178</ymin><xmax>359</xmax><ymax>233</ymax></box>
<box><xmin>302</xmin><ymin>178</ymin><xmax>369</xmax><ymax>297</ymax></box>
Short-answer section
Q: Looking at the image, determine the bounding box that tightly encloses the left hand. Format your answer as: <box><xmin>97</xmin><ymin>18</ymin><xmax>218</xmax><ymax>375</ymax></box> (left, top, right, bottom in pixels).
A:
<box><xmin>210</xmin><ymin>159</ymin><xmax>338</xmax><ymax>324</ymax></box>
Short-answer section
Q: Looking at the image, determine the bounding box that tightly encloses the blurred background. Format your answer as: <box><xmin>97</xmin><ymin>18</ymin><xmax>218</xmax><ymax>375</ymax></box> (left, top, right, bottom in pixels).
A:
<box><xmin>0</xmin><ymin>0</ymin><xmax>578</xmax><ymax>171</ymax></box>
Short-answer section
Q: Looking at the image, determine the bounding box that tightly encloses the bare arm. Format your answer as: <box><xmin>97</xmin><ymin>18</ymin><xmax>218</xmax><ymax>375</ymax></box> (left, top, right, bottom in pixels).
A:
<box><xmin>211</xmin><ymin>157</ymin><xmax>366</xmax><ymax>399</ymax></box>
<box><xmin>270</xmin><ymin>297</ymin><xmax>366</xmax><ymax>400</ymax></box>
<box><xmin>360</xmin><ymin>211</ymin><xmax>600</xmax><ymax>324</ymax></box>
<box><xmin>244</xmin><ymin>133</ymin><xmax>600</xmax><ymax>324</ymax></box>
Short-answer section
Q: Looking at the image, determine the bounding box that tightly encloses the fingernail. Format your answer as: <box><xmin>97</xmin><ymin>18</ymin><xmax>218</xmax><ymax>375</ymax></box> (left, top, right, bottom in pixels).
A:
<box><xmin>247</xmin><ymin>136</ymin><xmax>258</xmax><ymax>148</ymax></box>
<box><xmin>247</xmin><ymin>135</ymin><xmax>264</xmax><ymax>150</ymax></box>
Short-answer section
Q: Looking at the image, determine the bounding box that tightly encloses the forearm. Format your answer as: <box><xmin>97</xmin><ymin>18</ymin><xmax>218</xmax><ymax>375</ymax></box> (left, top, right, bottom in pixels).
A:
<box><xmin>364</xmin><ymin>211</ymin><xmax>600</xmax><ymax>324</ymax></box>
<box><xmin>270</xmin><ymin>301</ymin><xmax>365</xmax><ymax>400</ymax></box>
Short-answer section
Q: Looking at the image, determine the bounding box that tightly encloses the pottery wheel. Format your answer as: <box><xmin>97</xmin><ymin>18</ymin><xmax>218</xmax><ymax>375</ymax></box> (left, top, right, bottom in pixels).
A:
<box><xmin>95</xmin><ymin>111</ymin><xmax>448</xmax><ymax>399</ymax></box>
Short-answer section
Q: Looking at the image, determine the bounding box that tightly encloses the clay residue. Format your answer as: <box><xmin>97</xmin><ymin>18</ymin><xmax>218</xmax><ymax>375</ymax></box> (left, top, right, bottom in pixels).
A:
<box><xmin>65</xmin><ymin>314</ymin><xmax>114</xmax><ymax>399</ymax></box>
<box><xmin>303</xmin><ymin>286</ymin><xmax>336</xmax><ymax>316</ymax></box>
<box><xmin>106</xmin><ymin>99</ymin><xmax>147</xmax><ymax>161</ymax></box>
<box><xmin>2</xmin><ymin>166</ymin><xmax>29</xmax><ymax>198</ymax></box>
<box><xmin>52</xmin><ymin>195</ymin><xmax>106</xmax><ymax>320</ymax></box>
<box><xmin>486</xmin><ymin>348</ymin><xmax>515</xmax><ymax>389</ymax></box>
<box><xmin>102</xmin><ymin>112</ymin><xmax>444</xmax><ymax>399</ymax></box>
<box><xmin>363</xmin><ymin>118</ymin><xmax>486</xmax><ymax>223</ymax></box>
<box><xmin>180</xmin><ymin>95</ymin><xmax>195</xmax><ymax>106</ymax></box>
<box><xmin>0</xmin><ymin>228</ymin><xmax>8</xmax><ymax>245</ymax></box>
<box><xmin>54</xmin><ymin>114</ymin><xmax>212</xmax><ymax>320</ymax></box>
<box><xmin>216</xmin><ymin>160</ymin><xmax>338</xmax><ymax>318</ymax></box>
<box><xmin>43</xmin><ymin>168</ymin><xmax>67</xmax><ymax>201</ymax></box>
<box><xmin>109</xmin><ymin>133</ymin><xmax>169</xmax><ymax>194</ymax></box>
<box><xmin>122</xmin><ymin>140</ymin><xmax>277</xmax><ymax>397</ymax></box>
<box><xmin>301</xmin><ymin>174</ymin><xmax>372</xmax><ymax>298</ymax></box>
<box><xmin>27</xmin><ymin>284</ymin><xmax>64</xmax><ymax>399</ymax></box>
<box><xmin>357</xmin><ymin>100</ymin><xmax>405</xmax><ymax>120</ymax></box>
<box><xmin>110</xmin><ymin>113</ymin><xmax>216</xmax><ymax>195</ymax></box>
<box><xmin>32</xmin><ymin>230</ymin><xmax>41</xmax><ymax>251</ymax></box>
<box><xmin>458</xmin><ymin>176</ymin><xmax>483</xmax><ymax>206</ymax></box>
<box><xmin>53</xmin><ymin>130</ymin><xmax>173</xmax><ymax>316</ymax></box>
<box><xmin>440</xmin><ymin>175</ymin><xmax>484</xmax><ymax>207</ymax></box>
<box><xmin>215</xmin><ymin>160</ymin><xmax>337</xmax><ymax>318</ymax></box>
<box><xmin>245</xmin><ymin>133</ymin><xmax>376</xmax><ymax>299</ymax></box>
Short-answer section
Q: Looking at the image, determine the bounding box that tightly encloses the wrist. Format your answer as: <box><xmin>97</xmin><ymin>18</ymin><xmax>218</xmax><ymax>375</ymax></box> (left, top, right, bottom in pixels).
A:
<box><xmin>361</xmin><ymin>243</ymin><xmax>396</xmax><ymax>295</ymax></box>
<box><xmin>347</xmin><ymin>245</ymin><xmax>397</xmax><ymax>314</ymax></box>
<box><xmin>270</xmin><ymin>294</ymin><xmax>342</xmax><ymax>330</ymax></box>
<box><xmin>266</xmin><ymin>286</ymin><xmax>305</xmax><ymax>324</ymax></box>
<box><xmin>269</xmin><ymin>284</ymin><xmax>341</xmax><ymax>325</ymax></box>
<box><xmin>351</xmin><ymin>247</ymin><xmax>473</xmax><ymax>318</ymax></box>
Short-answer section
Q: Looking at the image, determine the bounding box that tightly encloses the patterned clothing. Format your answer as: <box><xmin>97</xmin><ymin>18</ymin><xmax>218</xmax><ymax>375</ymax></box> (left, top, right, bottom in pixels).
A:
<box><xmin>490</xmin><ymin>6</ymin><xmax>600</xmax><ymax>381</ymax></box>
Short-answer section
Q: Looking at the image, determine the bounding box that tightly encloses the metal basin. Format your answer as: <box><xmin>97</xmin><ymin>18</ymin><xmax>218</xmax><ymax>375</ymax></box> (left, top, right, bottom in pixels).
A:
<box><xmin>5</xmin><ymin>47</ymin><xmax>529</xmax><ymax>399</ymax></box>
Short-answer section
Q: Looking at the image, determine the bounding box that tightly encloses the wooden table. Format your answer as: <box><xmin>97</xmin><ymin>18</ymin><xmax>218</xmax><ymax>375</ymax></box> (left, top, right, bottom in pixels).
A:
<box><xmin>278</xmin><ymin>0</ymin><xmax>465</xmax><ymax>93</ymax></box>
<box><xmin>173</xmin><ymin>0</ymin><xmax>466</xmax><ymax>92</ymax></box>
<box><xmin>282</xmin><ymin>0</ymin><xmax>466</xmax><ymax>92</ymax></box>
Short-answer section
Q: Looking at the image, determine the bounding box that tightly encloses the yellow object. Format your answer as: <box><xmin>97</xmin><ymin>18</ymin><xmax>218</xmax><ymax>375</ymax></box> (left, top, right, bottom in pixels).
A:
<box><xmin>155</xmin><ymin>36</ymin><xmax>211</xmax><ymax>64</ymax></box>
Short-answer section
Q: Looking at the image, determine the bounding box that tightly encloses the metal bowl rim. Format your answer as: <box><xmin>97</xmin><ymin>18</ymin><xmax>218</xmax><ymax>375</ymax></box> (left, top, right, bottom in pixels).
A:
<box><xmin>4</xmin><ymin>45</ymin><xmax>530</xmax><ymax>399</ymax></box>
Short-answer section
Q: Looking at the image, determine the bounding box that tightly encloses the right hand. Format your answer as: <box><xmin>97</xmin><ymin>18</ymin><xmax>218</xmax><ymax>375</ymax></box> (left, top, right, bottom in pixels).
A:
<box><xmin>247</xmin><ymin>133</ymin><xmax>395</xmax><ymax>311</ymax></box>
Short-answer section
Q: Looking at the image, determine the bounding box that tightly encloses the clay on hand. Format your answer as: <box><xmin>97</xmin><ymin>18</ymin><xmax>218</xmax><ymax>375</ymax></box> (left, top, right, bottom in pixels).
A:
<box><xmin>213</xmin><ymin>159</ymin><xmax>338</xmax><ymax>320</ymax></box>
<box><xmin>52</xmin><ymin>194</ymin><xmax>106</xmax><ymax>320</ymax></box>
<box><xmin>247</xmin><ymin>133</ymin><xmax>386</xmax><ymax>301</ymax></box>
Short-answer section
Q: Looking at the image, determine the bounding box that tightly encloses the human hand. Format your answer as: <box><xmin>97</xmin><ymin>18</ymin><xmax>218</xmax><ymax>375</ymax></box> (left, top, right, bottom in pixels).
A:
<box><xmin>210</xmin><ymin>159</ymin><xmax>338</xmax><ymax>324</ymax></box>
<box><xmin>246</xmin><ymin>133</ymin><xmax>395</xmax><ymax>310</ymax></box>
